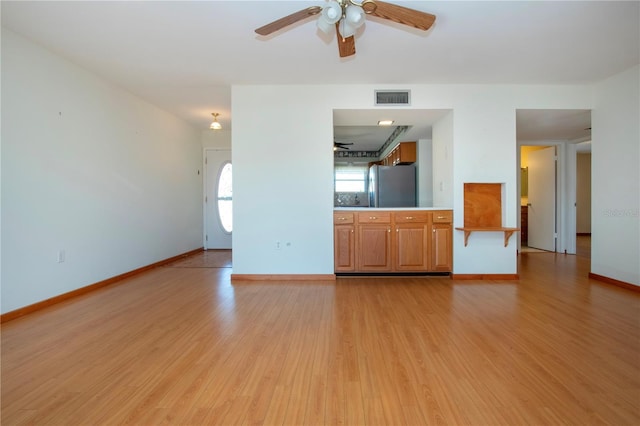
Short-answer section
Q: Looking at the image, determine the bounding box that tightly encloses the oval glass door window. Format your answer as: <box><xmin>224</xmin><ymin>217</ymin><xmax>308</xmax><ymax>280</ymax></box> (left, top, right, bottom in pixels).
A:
<box><xmin>217</xmin><ymin>162</ymin><xmax>232</xmax><ymax>233</ymax></box>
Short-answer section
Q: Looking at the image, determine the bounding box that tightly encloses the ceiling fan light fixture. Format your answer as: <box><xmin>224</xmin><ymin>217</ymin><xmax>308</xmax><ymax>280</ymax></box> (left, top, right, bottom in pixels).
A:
<box><xmin>210</xmin><ymin>113</ymin><xmax>222</xmax><ymax>130</ymax></box>
<box><xmin>378</xmin><ymin>120</ymin><xmax>394</xmax><ymax>126</ymax></box>
<box><xmin>317</xmin><ymin>15</ymin><xmax>335</xmax><ymax>33</ymax></box>
<box><xmin>339</xmin><ymin>19</ymin><xmax>357</xmax><ymax>38</ymax></box>
<box><xmin>319</xmin><ymin>1</ymin><xmax>342</xmax><ymax>26</ymax></box>
<box><xmin>345</xmin><ymin>5</ymin><xmax>365</xmax><ymax>27</ymax></box>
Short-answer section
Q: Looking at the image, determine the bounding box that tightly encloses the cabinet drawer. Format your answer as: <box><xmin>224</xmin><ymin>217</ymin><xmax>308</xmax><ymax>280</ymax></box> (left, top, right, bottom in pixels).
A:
<box><xmin>334</xmin><ymin>213</ymin><xmax>354</xmax><ymax>224</ymax></box>
<box><xmin>357</xmin><ymin>212</ymin><xmax>391</xmax><ymax>224</ymax></box>
<box><xmin>432</xmin><ymin>211</ymin><xmax>453</xmax><ymax>223</ymax></box>
<box><xmin>393</xmin><ymin>211</ymin><xmax>428</xmax><ymax>223</ymax></box>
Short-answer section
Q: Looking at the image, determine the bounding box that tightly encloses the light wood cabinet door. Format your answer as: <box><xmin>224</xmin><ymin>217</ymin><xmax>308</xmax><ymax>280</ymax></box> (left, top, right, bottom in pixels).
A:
<box><xmin>357</xmin><ymin>225</ymin><xmax>392</xmax><ymax>271</ymax></box>
<box><xmin>395</xmin><ymin>223</ymin><xmax>429</xmax><ymax>271</ymax></box>
<box><xmin>392</xmin><ymin>147</ymin><xmax>400</xmax><ymax>165</ymax></box>
<box><xmin>398</xmin><ymin>142</ymin><xmax>417</xmax><ymax>165</ymax></box>
<box><xmin>334</xmin><ymin>213</ymin><xmax>355</xmax><ymax>272</ymax></box>
<box><xmin>431</xmin><ymin>223</ymin><xmax>452</xmax><ymax>271</ymax></box>
<box><xmin>334</xmin><ymin>225</ymin><xmax>355</xmax><ymax>272</ymax></box>
<box><xmin>393</xmin><ymin>211</ymin><xmax>429</xmax><ymax>271</ymax></box>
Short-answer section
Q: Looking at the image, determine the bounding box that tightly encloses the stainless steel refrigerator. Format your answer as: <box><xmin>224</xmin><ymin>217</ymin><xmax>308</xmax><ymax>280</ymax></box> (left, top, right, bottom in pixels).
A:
<box><xmin>368</xmin><ymin>164</ymin><xmax>416</xmax><ymax>207</ymax></box>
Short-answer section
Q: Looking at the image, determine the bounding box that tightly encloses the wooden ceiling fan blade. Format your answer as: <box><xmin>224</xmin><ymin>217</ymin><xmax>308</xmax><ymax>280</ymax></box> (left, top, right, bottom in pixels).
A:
<box><xmin>367</xmin><ymin>1</ymin><xmax>436</xmax><ymax>31</ymax></box>
<box><xmin>255</xmin><ymin>6</ymin><xmax>322</xmax><ymax>36</ymax></box>
<box><xmin>336</xmin><ymin>23</ymin><xmax>356</xmax><ymax>58</ymax></box>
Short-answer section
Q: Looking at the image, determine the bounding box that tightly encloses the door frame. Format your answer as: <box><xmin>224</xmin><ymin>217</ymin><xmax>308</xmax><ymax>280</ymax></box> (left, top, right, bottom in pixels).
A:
<box><xmin>203</xmin><ymin>148</ymin><xmax>232</xmax><ymax>250</ymax></box>
<box><xmin>517</xmin><ymin>140</ymin><xmax>576</xmax><ymax>254</ymax></box>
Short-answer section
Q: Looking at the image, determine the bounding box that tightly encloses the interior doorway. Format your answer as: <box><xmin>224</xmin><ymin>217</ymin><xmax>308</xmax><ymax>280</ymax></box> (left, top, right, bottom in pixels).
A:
<box><xmin>575</xmin><ymin>143</ymin><xmax>592</xmax><ymax>258</ymax></box>
<box><xmin>516</xmin><ymin>109</ymin><xmax>592</xmax><ymax>255</ymax></box>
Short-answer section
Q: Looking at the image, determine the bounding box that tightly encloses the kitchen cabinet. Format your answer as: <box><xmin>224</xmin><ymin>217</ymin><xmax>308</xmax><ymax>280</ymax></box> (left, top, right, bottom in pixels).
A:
<box><xmin>431</xmin><ymin>211</ymin><xmax>453</xmax><ymax>271</ymax></box>
<box><xmin>400</xmin><ymin>142</ymin><xmax>415</xmax><ymax>164</ymax></box>
<box><xmin>394</xmin><ymin>211</ymin><xmax>429</xmax><ymax>271</ymax></box>
<box><xmin>383</xmin><ymin>141</ymin><xmax>416</xmax><ymax>166</ymax></box>
<box><xmin>357</xmin><ymin>212</ymin><xmax>392</xmax><ymax>271</ymax></box>
<box><xmin>334</xmin><ymin>212</ymin><xmax>355</xmax><ymax>272</ymax></box>
<box><xmin>334</xmin><ymin>209</ymin><xmax>453</xmax><ymax>274</ymax></box>
<box><xmin>391</xmin><ymin>146</ymin><xmax>400</xmax><ymax>165</ymax></box>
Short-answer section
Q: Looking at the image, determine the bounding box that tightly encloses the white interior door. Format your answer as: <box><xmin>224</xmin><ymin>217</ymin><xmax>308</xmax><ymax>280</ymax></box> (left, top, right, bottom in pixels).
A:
<box><xmin>528</xmin><ymin>146</ymin><xmax>556</xmax><ymax>251</ymax></box>
<box><xmin>205</xmin><ymin>149</ymin><xmax>232</xmax><ymax>249</ymax></box>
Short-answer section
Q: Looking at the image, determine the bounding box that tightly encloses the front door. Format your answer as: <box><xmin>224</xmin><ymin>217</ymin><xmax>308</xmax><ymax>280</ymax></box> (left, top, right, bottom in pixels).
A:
<box><xmin>205</xmin><ymin>149</ymin><xmax>232</xmax><ymax>249</ymax></box>
<box><xmin>527</xmin><ymin>146</ymin><xmax>556</xmax><ymax>251</ymax></box>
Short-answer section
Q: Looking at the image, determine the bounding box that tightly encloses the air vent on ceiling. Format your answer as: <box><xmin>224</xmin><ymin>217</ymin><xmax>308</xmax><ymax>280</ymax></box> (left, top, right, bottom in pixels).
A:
<box><xmin>375</xmin><ymin>90</ymin><xmax>410</xmax><ymax>106</ymax></box>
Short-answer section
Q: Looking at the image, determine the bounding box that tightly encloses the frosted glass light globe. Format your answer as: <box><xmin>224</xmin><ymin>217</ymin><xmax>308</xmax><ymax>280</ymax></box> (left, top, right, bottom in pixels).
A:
<box><xmin>322</xmin><ymin>2</ymin><xmax>342</xmax><ymax>24</ymax></box>
<box><xmin>345</xmin><ymin>5</ymin><xmax>365</xmax><ymax>27</ymax></box>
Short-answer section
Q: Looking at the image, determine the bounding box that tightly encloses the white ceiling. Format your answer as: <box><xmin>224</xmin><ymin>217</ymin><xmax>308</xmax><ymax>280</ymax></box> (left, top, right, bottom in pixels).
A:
<box><xmin>334</xmin><ymin>109</ymin><xmax>450</xmax><ymax>151</ymax></box>
<box><xmin>2</xmin><ymin>1</ymin><xmax>637</xmax><ymax>145</ymax></box>
<box><xmin>516</xmin><ymin>109</ymin><xmax>592</xmax><ymax>142</ymax></box>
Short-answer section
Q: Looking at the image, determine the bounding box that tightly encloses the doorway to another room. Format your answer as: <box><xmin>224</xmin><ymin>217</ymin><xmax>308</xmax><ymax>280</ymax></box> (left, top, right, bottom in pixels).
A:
<box><xmin>575</xmin><ymin>142</ymin><xmax>592</xmax><ymax>258</ymax></box>
<box><xmin>516</xmin><ymin>109</ymin><xmax>592</xmax><ymax>256</ymax></box>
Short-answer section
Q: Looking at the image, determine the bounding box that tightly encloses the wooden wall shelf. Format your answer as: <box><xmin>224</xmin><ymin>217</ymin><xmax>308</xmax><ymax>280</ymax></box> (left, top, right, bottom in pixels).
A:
<box><xmin>455</xmin><ymin>227</ymin><xmax>520</xmax><ymax>247</ymax></box>
<box><xmin>460</xmin><ymin>183</ymin><xmax>519</xmax><ymax>247</ymax></box>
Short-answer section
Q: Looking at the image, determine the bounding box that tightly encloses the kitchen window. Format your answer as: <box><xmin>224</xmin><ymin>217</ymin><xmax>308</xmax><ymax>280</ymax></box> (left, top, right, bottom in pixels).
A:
<box><xmin>335</xmin><ymin>164</ymin><xmax>367</xmax><ymax>193</ymax></box>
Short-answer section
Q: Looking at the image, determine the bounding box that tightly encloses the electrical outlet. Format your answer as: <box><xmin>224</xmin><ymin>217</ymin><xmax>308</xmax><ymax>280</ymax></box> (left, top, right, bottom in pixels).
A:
<box><xmin>275</xmin><ymin>241</ymin><xmax>281</xmax><ymax>250</ymax></box>
<box><xmin>57</xmin><ymin>249</ymin><xmax>66</xmax><ymax>263</ymax></box>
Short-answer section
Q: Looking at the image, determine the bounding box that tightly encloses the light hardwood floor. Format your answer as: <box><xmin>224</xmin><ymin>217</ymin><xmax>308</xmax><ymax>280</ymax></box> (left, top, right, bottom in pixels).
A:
<box><xmin>2</xmin><ymin>244</ymin><xmax>639</xmax><ymax>425</ymax></box>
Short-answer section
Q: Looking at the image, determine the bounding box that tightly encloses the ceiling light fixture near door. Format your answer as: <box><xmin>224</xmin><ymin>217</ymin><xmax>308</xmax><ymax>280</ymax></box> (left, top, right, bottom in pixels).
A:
<box><xmin>378</xmin><ymin>120</ymin><xmax>394</xmax><ymax>126</ymax></box>
<box><xmin>210</xmin><ymin>113</ymin><xmax>222</xmax><ymax>130</ymax></box>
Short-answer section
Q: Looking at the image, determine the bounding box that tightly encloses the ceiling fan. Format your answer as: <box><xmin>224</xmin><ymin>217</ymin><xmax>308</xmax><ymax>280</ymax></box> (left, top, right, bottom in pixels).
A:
<box><xmin>255</xmin><ymin>0</ymin><xmax>436</xmax><ymax>58</ymax></box>
<box><xmin>334</xmin><ymin>141</ymin><xmax>354</xmax><ymax>150</ymax></box>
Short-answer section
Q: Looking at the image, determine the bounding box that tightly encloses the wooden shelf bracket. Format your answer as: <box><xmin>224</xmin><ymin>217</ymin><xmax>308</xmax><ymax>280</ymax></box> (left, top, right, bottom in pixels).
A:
<box><xmin>455</xmin><ymin>227</ymin><xmax>520</xmax><ymax>247</ymax></box>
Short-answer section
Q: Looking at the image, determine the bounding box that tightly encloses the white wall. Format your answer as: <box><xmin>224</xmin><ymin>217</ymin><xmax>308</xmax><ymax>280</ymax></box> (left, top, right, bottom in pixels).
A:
<box><xmin>592</xmin><ymin>65</ymin><xmax>640</xmax><ymax>286</ymax></box>
<box><xmin>1</xmin><ymin>29</ymin><xmax>203</xmax><ymax>313</ymax></box>
<box><xmin>432</xmin><ymin>111</ymin><xmax>453</xmax><ymax>208</ymax></box>
<box><xmin>232</xmin><ymin>86</ymin><xmax>335</xmax><ymax>274</ymax></box>
<box><xmin>202</xmin><ymin>129</ymin><xmax>231</xmax><ymax>150</ymax></box>
<box><xmin>232</xmin><ymin>84</ymin><xmax>593</xmax><ymax>276</ymax></box>
<box><xmin>416</xmin><ymin>138</ymin><xmax>433</xmax><ymax>207</ymax></box>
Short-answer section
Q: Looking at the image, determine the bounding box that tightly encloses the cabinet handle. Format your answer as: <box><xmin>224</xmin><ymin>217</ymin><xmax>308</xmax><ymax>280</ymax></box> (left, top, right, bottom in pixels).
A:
<box><xmin>369</xmin><ymin>216</ymin><xmax>377</xmax><ymax>220</ymax></box>
<box><xmin>388</xmin><ymin>228</ymin><xmax>391</xmax><ymax>233</ymax></box>
<box><xmin>337</xmin><ymin>217</ymin><xmax>348</xmax><ymax>220</ymax></box>
<box><xmin>437</xmin><ymin>216</ymin><xmax>446</xmax><ymax>219</ymax></box>
<box><xmin>405</xmin><ymin>216</ymin><xmax>414</xmax><ymax>220</ymax></box>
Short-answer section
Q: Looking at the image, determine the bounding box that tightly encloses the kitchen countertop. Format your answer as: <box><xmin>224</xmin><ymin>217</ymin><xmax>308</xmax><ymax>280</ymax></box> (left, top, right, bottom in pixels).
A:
<box><xmin>334</xmin><ymin>207</ymin><xmax>453</xmax><ymax>211</ymax></box>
